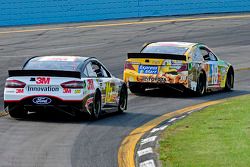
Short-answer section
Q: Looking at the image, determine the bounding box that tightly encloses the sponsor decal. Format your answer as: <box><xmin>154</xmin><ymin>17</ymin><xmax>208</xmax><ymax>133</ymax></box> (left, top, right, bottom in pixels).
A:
<box><xmin>142</xmin><ymin>76</ymin><xmax>166</xmax><ymax>83</ymax></box>
<box><xmin>74</xmin><ymin>90</ymin><xmax>81</xmax><ymax>94</ymax></box>
<box><xmin>63</xmin><ymin>88</ymin><xmax>71</xmax><ymax>94</ymax></box>
<box><xmin>27</xmin><ymin>86</ymin><xmax>59</xmax><ymax>92</ymax></box>
<box><xmin>16</xmin><ymin>89</ymin><xmax>24</xmax><ymax>94</ymax></box>
<box><xmin>87</xmin><ymin>79</ymin><xmax>94</xmax><ymax>90</ymax></box>
<box><xmin>32</xmin><ymin>97</ymin><xmax>52</xmax><ymax>105</ymax></box>
<box><xmin>138</xmin><ymin>65</ymin><xmax>158</xmax><ymax>74</ymax></box>
<box><xmin>105</xmin><ymin>82</ymin><xmax>113</xmax><ymax>103</ymax></box>
<box><xmin>36</xmin><ymin>77</ymin><xmax>50</xmax><ymax>85</ymax></box>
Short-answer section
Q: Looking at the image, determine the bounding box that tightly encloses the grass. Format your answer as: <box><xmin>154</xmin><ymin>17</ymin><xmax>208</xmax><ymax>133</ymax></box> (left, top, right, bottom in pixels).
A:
<box><xmin>158</xmin><ymin>94</ymin><xmax>250</xmax><ymax>167</ymax></box>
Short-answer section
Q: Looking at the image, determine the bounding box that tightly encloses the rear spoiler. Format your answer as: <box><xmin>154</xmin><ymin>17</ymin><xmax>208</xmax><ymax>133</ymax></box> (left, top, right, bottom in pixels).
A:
<box><xmin>127</xmin><ymin>53</ymin><xmax>186</xmax><ymax>61</ymax></box>
<box><xmin>8</xmin><ymin>70</ymin><xmax>81</xmax><ymax>78</ymax></box>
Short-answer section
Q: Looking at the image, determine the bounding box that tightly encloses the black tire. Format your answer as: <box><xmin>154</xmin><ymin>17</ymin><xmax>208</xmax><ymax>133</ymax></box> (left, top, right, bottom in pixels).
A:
<box><xmin>129</xmin><ymin>83</ymin><xmax>145</xmax><ymax>94</ymax></box>
<box><xmin>225</xmin><ymin>69</ymin><xmax>234</xmax><ymax>91</ymax></box>
<box><xmin>8</xmin><ymin>104</ymin><xmax>27</xmax><ymax>119</ymax></box>
<box><xmin>195</xmin><ymin>72</ymin><xmax>206</xmax><ymax>96</ymax></box>
<box><xmin>118</xmin><ymin>85</ymin><xmax>128</xmax><ymax>113</ymax></box>
<box><xmin>90</xmin><ymin>91</ymin><xmax>102</xmax><ymax>120</ymax></box>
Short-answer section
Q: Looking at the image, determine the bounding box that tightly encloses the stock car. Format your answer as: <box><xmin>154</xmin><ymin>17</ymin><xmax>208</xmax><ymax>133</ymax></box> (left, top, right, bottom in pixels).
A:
<box><xmin>4</xmin><ymin>56</ymin><xmax>127</xmax><ymax>119</ymax></box>
<box><xmin>124</xmin><ymin>42</ymin><xmax>234</xmax><ymax>95</ymax></box>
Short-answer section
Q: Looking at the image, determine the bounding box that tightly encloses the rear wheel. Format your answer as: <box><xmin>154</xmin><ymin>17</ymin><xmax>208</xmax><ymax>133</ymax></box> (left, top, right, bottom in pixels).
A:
<box><xmin>195</xmin><ymin>72</ymin><xmax>206</xmax><ymax>96</ymax></box>
<box><xmin>90</xmin><ymin>91</ymin><xmax>101</xmax><ymax>120</ymax></box>
<box><xmin>225</xmin><ymin>69</ymin><xmax>234</xmax><ymax>91</ymax></box>
<box><xmin>129</xmin><ymin>83</ymin><xmax>145</xmax><ymax>94</ymax></box>
<box><xmin>8</xmin><ymin>104</ymin><xmax>27</xmax><ymax>119</ymax></box>
<box><xmin>118</xmin><ymin>85</ymin><xmax>128</xmax><ymax>113</ymax></box>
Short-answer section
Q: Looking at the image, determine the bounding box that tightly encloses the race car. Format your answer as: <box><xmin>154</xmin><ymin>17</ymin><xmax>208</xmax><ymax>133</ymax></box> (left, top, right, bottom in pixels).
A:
<box><xmin>123</xmin><ymin>42</ymin><xmax>234</xmax><ymax>95</ymax></box>
<box><xmin>4</xmin><ymin>56</ymin><xmax>127</xmax><ymax>119</ymax></box>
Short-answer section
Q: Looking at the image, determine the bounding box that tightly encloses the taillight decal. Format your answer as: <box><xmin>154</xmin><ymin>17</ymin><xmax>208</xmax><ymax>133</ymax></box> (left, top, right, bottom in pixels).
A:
<box><xmin>5</xmin><ymin>80</ymin><xmax>26</xmax><ymax>88</ymax></box>
<box><xmin>61</xmin><ymin>80</ymin><xmax>84</xmax><ymax>89</ymax></box>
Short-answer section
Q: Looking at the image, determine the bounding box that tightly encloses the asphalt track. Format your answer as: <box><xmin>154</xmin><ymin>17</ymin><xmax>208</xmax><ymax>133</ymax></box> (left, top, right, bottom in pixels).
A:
<box><xmin>0</xmin><ymin>13</ymin><xmax>250</xmax><ymax>167</ymax></box>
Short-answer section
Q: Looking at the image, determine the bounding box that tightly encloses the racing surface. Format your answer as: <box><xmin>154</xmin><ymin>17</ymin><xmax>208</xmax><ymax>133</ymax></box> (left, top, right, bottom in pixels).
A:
<box><xmin>0</xmin><ymin>14</ymin><xmax>250</xmax><ymax>167</ymax></box>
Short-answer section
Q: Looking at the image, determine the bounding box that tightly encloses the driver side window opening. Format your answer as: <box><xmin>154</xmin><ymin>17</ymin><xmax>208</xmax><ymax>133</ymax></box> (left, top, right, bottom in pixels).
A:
<box><xmin>199</xmin><ymin>47</ymin><xmax>217</xmax><ymax>61</ymax></box>
<box><xmin>83</xmin><ymin>61</ymin><xmax>111</xmax><ymax>78</ymax></box>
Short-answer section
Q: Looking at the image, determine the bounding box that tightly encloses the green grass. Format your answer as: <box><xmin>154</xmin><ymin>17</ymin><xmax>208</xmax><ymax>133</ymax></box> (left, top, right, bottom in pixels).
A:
<box><xmin>158</xmin><ymin>95</ymin><xmax>250</xmax><ymax>167</ymax></box>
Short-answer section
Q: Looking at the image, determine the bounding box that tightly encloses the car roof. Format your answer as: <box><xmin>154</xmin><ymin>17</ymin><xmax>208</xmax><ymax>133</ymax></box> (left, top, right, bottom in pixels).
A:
<box><xmin>29</xmin><ymin>56</ymin><xmax>90</xmax><ymax>62</ymax></box>
<box><xmin>147</xmin><ymin>42</ymin><xmax>197</xmax><ymax>48</ymax></box>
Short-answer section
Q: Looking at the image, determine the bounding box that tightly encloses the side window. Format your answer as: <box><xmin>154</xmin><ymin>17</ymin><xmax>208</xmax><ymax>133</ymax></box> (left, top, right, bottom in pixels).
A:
<box><xmin>86</xmin><ymin>62</ymin><xmax>97</xmax><ymax>77</ymax></box>
<box><xmin>200</xmin><ymin>47</ymin><xmax>217</xmax><ymax>61</ymax></box>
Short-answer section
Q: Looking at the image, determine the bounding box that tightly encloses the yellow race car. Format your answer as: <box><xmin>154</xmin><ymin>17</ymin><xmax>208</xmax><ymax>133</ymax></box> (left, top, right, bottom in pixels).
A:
<box><xmin>123</xmin><ymin>42</ymin><xmax>234</xmax><ymax>96</ymax></box>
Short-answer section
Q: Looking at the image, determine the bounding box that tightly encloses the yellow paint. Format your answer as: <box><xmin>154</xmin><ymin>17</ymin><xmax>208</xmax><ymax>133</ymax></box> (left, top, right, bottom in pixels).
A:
<box><xmin>2</xmin><ymin>14</ymin><xmax>250</xmax><ymax>35</ymax></box>
<box><xmin>118</xmin><ymin>99</ymin><xmax>225</xmax><ymax>167</ymax></box>
<box><xmin>105</xmin><ymin>82</ymin><xmax>113</xmax><ymax>103</ymax></box>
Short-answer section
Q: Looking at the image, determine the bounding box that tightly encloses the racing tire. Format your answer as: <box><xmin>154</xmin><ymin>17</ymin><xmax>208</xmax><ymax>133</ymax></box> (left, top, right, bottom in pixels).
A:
<box><xmin>195</xmin><ymin>72</ymin><xmax>206</xmax><ymax>96</ymax></box>
<box><xmin>225</xmin><ymin>69</ymin><xmax>234</xmax><ymax>91</ymax></box>
<box><xmin>117</xmin><ymin>85</ymin><xmax>128</xmax><ymax>113</ymax></box>
<box><xmin>129</xmin><ymin>83</ymin><xmax>145</xmax><ymax>94</ymax></box>
<box><xmin>8</xmin><ymin>104</ymin><xmax>27</xmax><ymax>119</ymax></box>
<box><xmin>90</xmin><ymin>91</ymin><xmax>102</xmax><ymax>120</ymax></box>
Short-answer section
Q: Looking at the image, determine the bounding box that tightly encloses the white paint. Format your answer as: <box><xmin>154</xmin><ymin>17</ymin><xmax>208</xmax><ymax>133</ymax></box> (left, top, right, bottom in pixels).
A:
<box><xmin>168</xmin><ymin>118</ymin><xmax>177</xmax><ymax>123</ymax></box>
<box><xmin>178</xmin><ymin>115</ymin><xmax>187</xmax><ymax>119</ymax></box>
<box><xmin>150</xmin><ymin>125</ymin><xmax>168</xmax><ymax>133</ymax></box>
<box><xmin>137</xmin><ymin>147</ymin><xmax>153</xmax><ymax>157</ymax></box>
<box><xmin>139</xmin><ymin>160</ymin><xmax>156</xmax><ymax>167</ymax></box>
<box><xmin>191</xmin><ymin>81</ymin><xmax>197</xmax><ymax>91</ymax></box>
<box><xmin>140</xmin><ymin>136</ymin><xmax>157</xmax><ymax>145</ymax></box>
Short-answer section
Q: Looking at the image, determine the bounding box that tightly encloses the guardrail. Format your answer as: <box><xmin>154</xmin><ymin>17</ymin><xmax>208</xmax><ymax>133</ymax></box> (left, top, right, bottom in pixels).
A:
<box><xmin>1</xmin><ymin>0</ymin><xmax>250</xmax><ymax>26</ymax></box>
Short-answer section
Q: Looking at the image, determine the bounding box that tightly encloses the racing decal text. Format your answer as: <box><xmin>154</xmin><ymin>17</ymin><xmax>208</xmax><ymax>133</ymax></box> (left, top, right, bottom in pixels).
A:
<box><xmin>36</xmin><ymin>77</ymin><xmax>51</xmax><ymax>85</ymax></box>
<box><xmin>27</xmin><ymin>86</ymin><xmax>59</xmax><ymax>92</ymax></box>
<box><xmin>63</xmin><ymin>88</ymin><xmax>71</xmax><ymax>94</ymax></box>
<box><xmin>16</xmin><ymin>89</ymin><xmax>24</xmax><ymax>93</ymax></box>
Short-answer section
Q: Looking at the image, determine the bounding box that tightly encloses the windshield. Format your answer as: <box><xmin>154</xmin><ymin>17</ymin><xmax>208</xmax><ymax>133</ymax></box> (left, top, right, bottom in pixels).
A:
<box><xmin>142</xmin><ymin>45</ymin><xmax>188</xmax><ymax>55</ymax></box>
<box><xmin>23</xmin><ymin>57</ymin><xmax>82</xmax><ymax>71</ymax></box>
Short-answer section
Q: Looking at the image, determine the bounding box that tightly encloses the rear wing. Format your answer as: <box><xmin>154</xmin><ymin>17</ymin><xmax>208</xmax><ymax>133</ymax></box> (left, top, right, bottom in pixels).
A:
<box><xmin>8</xmin><ymin>70</ymin><xmax>81</xmax><ymax>78</ymax></box>
<box><xmin>127</xmin><ymin>53</ymin><xmax>186</xmax><ymax>61</ymax></box>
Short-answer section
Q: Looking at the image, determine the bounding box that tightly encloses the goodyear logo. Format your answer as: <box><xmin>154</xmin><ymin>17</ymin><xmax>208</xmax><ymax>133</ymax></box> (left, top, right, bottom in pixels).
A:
<box><xmin>138</xmin><ymin>65</ymin><xmax>158</xmax><ymax>74</ymax></box>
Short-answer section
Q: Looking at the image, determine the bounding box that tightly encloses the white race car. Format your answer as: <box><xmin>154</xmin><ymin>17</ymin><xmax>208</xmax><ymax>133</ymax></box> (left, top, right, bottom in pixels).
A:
<box><xmin>4</xmin><ymin>56</ymin><xmax>127</xmax><ymax>119</ymax></box>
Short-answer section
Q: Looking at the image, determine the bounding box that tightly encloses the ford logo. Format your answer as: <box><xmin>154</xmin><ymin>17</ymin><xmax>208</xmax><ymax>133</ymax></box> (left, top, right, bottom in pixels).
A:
<box><xmin>32</xmin><ymin>97</ymin><xmax>52</xmax><ymax>105</ymax></box>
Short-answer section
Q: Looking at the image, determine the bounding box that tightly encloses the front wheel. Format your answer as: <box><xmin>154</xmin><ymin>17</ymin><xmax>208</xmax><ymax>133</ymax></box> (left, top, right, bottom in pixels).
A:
<box><xmin>90</xmin><ymin>92</ymin><xmax>102</xmax><ymax>120</ymax></box>
<box><xmin>8</xmin><ymin>104</ymin><xmax>27</xmax><ymax>119</ymax></box>
<box><xmin>118</xmin><ymin>86</ymin><xmax>128</xmax><ymax>113</ymax></box>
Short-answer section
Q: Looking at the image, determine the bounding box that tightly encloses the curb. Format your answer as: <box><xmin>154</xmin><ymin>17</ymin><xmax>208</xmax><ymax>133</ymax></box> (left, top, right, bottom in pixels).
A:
<box><xmin>118</xmin><ymin>100</ymin><xmax>225</xmax><ymax>167</ymax></box>
<box><xmin>135</xmin><ymin>108</ymin><xmax>211</xmax><ymax>167</ymax></box>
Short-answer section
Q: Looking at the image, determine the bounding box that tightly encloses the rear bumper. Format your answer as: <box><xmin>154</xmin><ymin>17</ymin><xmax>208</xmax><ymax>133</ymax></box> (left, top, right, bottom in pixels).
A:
<box><xmin>124</xmin><ymin>71</ymin><xmax>189</xmax><ymax>87</ymax></box>
<box><xmin>4</xmin><ymin>95</ymin><xmax>84</xmax><ymax>113</ymax></box>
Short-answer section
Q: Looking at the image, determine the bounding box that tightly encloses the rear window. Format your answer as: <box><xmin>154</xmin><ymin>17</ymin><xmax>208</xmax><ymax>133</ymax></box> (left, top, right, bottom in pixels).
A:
<box><xmin>142</xmin><ymin>45</ymin><xmax>188</xmax><ymax>55</ymax></box>
<box><xmin>23</xmin><ymin>57</ymin><xmax>82</xmax><ymax>71</ymax></box>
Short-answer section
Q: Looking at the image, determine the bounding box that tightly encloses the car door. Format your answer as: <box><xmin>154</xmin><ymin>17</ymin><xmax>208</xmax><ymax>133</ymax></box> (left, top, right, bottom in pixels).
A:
<box><xmin>91</xmin><ymin>60</ymin><xmax>119</xmax><ymax>108</ymax></box>
<box><xmin>199</xmin><ymin>46</ymin><xmax>220</xmax><ymax>87</ymax></box>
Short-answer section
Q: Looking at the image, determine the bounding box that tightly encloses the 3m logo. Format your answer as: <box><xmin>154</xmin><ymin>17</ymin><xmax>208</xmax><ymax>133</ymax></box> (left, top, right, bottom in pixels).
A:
<box><xmin>16</xmin><ymin>89</ymin><xmax>24</xmax><ymax>94</ymax></box>
<box><xmin>63</xmin><ymin>88</ymin><xmax>71</xmax><ymax>94</ymax></box>
<box><xmin>36</xmin><ymin>77</ymin><xmax>50</xmax><ymax>84</ymax></box>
